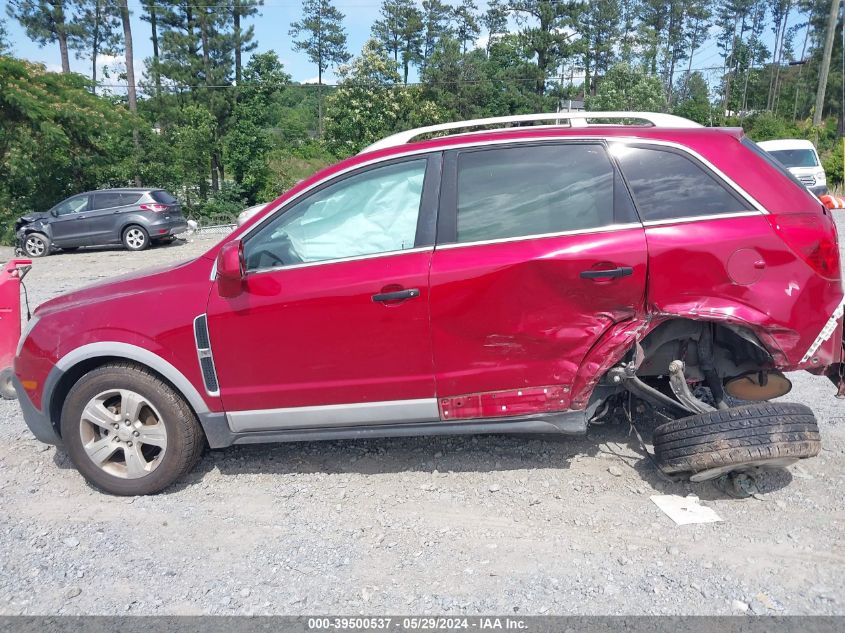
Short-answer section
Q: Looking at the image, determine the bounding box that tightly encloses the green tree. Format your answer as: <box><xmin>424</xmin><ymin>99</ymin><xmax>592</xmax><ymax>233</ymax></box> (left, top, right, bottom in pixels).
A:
<box><xmin>585</xmin><ymin>62</ymin><xmax>665</xmax><ymax>110</ymax></box>
<box><xmin>673</xmin><ymin>70</ymin><xmax>713</xmax><ymax>124</ymax></box>
<box><xmin>140</xmin><ymin>0</ymin><xmax>162</xmax><ymax>97</ymax></box>
<box><xmin>290</xmin><ymin>0</ymin><xmax>350</xmax><ymax>136</ymax></box>
<box><xmin>421</xmin><ymin>0</ymin><xmax>452</xmax><ymax>68</ymax></box>
<box><xmin>6</xmin><ymin>0</ymin><xmax>86</xmax><ymax>73</ymax></box>
<box><xmin>0</xmin><ymin>18</ymin><xmax>10</xmax><ymax>53</ymax></box>
<box><xmin>452</xmin><ymin>0</ymin><xmax>480</xmax><ymax>54</ymax></box>
<box><xmin>324</xmin><ymin>40</ymin><xmax>403</xmax><ymax>155</ymax></box>
<box><xmin>372</xmin><ymin>0</ymin><xmax>423</xmax><ymax>84</ymax></box>
<box><xmin>500</xmin><ymin>0</ymin><xmax>579</xmax><ymax>95</ymax></box>
<box><xmin>324</xmin><ymin>39</ymin><xmax>442</xmax><ymax>154</ymax></box>
<box><xmin>233</xmin><ymin>0</ymin><xmax>262</xmax><ymax>84</ymax></box>
<box><xmin>578</xmin><ymin>0</ymin><xmax>621</xmax><ymax>96</ymax></box>
<box><xmin>0</xmin><ymin>56</ymin><xmax>134</xmax><ymax>239</ymax></box>
<box><xmin>225</xmin><ymin>52</ymin><xmax>291</xmax><ymax>200</ymax></box>
<box><xmin>75</xmin><ymin>0</ymin><xmax>122</xmax><ymax>91</ymax></box>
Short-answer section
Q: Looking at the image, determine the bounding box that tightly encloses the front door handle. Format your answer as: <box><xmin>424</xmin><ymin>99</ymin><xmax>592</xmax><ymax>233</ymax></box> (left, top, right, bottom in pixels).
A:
<box><xmin>580</xmin><ymin>266</ymin><xmax>634</xmax><ymax>280</ymax></box>
<box><xmin>372</xmin><ymin>288</ymin><xmax>420</xmax><ymax>302</ymax></box>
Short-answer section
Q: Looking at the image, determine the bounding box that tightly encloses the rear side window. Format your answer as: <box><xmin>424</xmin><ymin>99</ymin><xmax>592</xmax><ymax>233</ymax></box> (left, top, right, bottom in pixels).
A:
<box><xmin>613</xmin><ymin>145</ymin><xmax>749</xmax><ymax>222</ymax></box>
<box><xmin>92</xmin><ymin>192</ymin><xmax>142</xmax><ymax>209</ymax></box>
<box><xmin>455</xmin><ymin>144</ymin><xmax>615</xmax><ymax>243</ymax></box>
<box><xmin>151</xmin><ymin>190</ymin><xmax>178</xmax><ymax>204</ymax></box>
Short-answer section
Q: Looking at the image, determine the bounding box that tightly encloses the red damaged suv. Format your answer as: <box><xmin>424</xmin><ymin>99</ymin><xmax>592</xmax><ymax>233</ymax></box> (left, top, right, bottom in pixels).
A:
<box><xmin>13</xmin><ymin>112</ymin><xmax>845</xmax><ymax>495</ymax></box>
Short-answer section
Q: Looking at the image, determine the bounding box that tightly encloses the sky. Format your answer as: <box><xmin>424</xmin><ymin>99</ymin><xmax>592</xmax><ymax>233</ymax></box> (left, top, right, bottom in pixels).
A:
<box><xmin>2</xmin><ymin>0</ymin><xmax>786</xmax><ymax>95</ymax></box>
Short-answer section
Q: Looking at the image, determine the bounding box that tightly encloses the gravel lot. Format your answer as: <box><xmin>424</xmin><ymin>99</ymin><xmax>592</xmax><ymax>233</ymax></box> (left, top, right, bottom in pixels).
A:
<box><xmin>1</xmin><ymin>226</ymin><xmax>844</xmax><ymax>617</ymax></box>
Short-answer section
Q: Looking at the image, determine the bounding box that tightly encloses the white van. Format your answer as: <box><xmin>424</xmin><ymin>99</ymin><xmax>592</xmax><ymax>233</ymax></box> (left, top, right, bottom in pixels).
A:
<box><xmin>758</xmin><ymin>139</ymin><xmax>827</xmax><ymax>196</ymax></box>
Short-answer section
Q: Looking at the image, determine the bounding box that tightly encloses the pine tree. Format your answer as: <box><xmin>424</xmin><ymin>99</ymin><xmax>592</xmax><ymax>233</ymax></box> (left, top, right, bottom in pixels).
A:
<box><xmin>371</xmin><ymin>0</ymin><xmax>423</xmax><ymax>83</ymax></box>
<box><xmin>233</xmin><ymin>0</ymin><xmax>261</xmax><ymax>84</ymax></box>
<box><xmin>75</xmin><ymin>0</ymin><xmax>122</xmax><ymax>92</ymax></box>
<box><xmin>452</xmin><ymin>0</ymin><xmax>480</xmax><ymax>54</ymax></box>
<box><xmin>421</xmin><ymin>0</ymin><xmax>453</xmax><ymax>67</ymax></box>
<box><xmin>290</xmin><ymin>0</ymin><xmax>350</xmax><ymax>136</ymax></box>
<box><xmin>6</xmin><ymin>0</ymin><xmax>86</xmax><ymax>73</ymax></box>
<box><xmin>500</xmin><ymin>0</ymin><xmax>580</xmax><ymax>95</ymax></box>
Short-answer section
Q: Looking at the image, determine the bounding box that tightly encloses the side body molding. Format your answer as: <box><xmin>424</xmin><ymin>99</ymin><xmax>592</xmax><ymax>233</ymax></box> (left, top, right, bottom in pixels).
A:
<box><xmin>51</xmin><ymin>342</ymin><xmax>211</xmax><ymax>417</ymax></box>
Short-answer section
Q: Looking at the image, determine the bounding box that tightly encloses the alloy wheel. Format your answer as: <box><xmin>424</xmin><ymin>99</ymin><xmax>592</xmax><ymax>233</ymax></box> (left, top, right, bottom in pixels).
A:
<box><xmin>25</xmin><ymin>236</ymin><xmax>45</xmax><ymax>257</ymax></box>
<box><xmin>125</xmin><ymin>228</ymin><xmax>146</xmax><ymax>249</ymax></box>
<box><xmin>78</xmin><ymin>389</ymin><xmax>168</xmax><ymax>479</ymax></box>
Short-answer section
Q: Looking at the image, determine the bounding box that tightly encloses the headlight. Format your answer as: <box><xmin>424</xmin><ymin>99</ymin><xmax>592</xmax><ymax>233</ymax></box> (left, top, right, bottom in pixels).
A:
<box><xmin>816</xmin><ymin>171</ymin><xmax>826</xmax><ymax>185</ymax></box>
<box><xmin>16</xmin><ymin>314</ymin><xmax>41</xmax><ymax>357</ymax></box>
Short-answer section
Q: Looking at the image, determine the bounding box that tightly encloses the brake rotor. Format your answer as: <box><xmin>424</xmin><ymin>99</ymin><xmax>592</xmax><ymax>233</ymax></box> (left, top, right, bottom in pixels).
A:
<box><xmin>724</xmin><ymin>371</ymin><xmax>792</xmax><ymax>401</ymax></box>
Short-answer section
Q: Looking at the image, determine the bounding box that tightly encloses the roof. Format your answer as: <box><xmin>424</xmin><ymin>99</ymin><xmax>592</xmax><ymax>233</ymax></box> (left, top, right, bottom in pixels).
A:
<box><xmin>757</xmin><ymin>139</ymin><xmax>817</xmax><ymax>151</ymax></box>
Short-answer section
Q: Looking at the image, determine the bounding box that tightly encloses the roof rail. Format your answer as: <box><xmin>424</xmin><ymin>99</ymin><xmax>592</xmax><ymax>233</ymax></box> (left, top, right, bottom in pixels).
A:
<box><xmin>362</xmin><ymin>111</ymin><xmax>701</xmax><ymax>153</ymax></box>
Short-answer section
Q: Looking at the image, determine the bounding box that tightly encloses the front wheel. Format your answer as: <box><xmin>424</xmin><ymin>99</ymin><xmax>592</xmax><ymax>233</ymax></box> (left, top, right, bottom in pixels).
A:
<box><xmin>61</xmin><ymin>363</ymin><xmax>205</xmax><ymax>495</ymax></box>
<box><xmin>122</xmin><ymin>226</ymin><xmax>150</xmax><ymax>251</ymax></box>
<box><xmin>23</xmin><ymin>233</ymin><xmax>50</xmax><ymax>258</ymax></box>
<box><xmin>652</xmin><ymin>402</ymin><xmax>820</xmax><ymax>481</ymax></box>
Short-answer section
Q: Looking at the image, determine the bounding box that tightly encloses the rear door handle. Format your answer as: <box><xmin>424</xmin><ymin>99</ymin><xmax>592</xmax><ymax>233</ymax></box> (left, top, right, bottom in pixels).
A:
<box><xmin>580</xmin><ymin>267</ymin><xmax>634</xmax><ymax>279</ymax></box>
<box><xmin>372</xmin><ymin>288</ymin><xmax>420</xmax><ymax>302</ymax></box>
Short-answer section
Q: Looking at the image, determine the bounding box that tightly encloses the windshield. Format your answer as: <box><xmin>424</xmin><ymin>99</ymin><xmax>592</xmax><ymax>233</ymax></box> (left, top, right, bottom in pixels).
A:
<box><xmin>767</xmin><ymin>148</ymin><xmax>819</xmax><ymax>168</ymax></box>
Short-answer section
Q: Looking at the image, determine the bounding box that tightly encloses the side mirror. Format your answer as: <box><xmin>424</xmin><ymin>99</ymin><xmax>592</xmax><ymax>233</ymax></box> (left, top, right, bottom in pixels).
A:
<box><xmin>50</xmin><ymin>209</ymin><xmax>58</xmax><ymax>218</ymax></box>
<box><xmin>216</xmin><ymin>240</ymin><xmax>245</xmax><ymax>297</ymax></box>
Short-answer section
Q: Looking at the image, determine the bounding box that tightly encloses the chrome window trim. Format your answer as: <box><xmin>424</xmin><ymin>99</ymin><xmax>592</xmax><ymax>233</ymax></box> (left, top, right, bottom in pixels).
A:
<box><xmin>236</xmin><ymin>134</ymin><xmax>767</xmax><ymax>256</ymax></box>
<box><xmin>435</xmin><ymin>222</ymin><xmax>643</xmax><ymax>250</ymax></box>
<box><xmin>248</xmin><ymin>246</ymin><xmax>433</xmax><ymax>277</ymax></box>
<box><xmin>641</xmin><ymin>210</ymin><xmax>763</xmax><ymax>227</ymax></box>
<box><xmin>226</xmin><ymin>398</ymin><xmax>440</xmax><ymax>432</ymax></box>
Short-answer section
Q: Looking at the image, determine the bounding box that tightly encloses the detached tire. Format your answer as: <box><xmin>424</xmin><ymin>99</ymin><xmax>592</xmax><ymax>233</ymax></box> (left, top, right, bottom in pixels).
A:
<box><xmin>653</xmin><ymin>402</ymin><xmax>820</xmax><ymax>481</ymax></box>
<box><xmin>61</xmin><ymin>363</ymin><xmax>205</xmax><ymax>495</ymax></box>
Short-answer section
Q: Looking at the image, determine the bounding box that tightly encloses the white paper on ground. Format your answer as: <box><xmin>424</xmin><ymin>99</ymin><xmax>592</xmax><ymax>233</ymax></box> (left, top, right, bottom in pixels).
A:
<box><xmin>650</xmin><ymin>494</ymin><xmax>723</xmax><ymax>525</ymax></box>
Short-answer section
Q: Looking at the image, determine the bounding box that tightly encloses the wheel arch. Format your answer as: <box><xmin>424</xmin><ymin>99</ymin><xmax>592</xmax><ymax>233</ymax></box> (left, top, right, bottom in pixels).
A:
<box><xmin>575</xmin><ymin>315</ymin><xmax>780</xmax><ymax>410</ymax></box>
<box><xmin>47</xmin><ymin>343</ymin><xmax>211</xmax><ymax>438</ymax></box>
<box><xmin>120</xmin><ymin>222</ymin><xmax>149</xmax><ymax>238</ymax></box>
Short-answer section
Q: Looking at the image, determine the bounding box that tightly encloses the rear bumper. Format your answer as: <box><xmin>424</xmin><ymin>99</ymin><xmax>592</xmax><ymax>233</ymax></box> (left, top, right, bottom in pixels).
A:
<box><xmin>12</xmin><ymin>374</ymin><xmax>61</xmax><ymax>445</ymax></box>
<box><xmin>148</xmin><ymin>218</ymin><xmax>189</xmax><ymax>237</ymax></box>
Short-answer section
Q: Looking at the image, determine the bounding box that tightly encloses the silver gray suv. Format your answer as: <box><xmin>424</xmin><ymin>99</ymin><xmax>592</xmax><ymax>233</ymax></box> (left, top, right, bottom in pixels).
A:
<box><xmin>15</xmin><ymin>188</ymin><xmax>188</xmax><ymax>257</ymax></box>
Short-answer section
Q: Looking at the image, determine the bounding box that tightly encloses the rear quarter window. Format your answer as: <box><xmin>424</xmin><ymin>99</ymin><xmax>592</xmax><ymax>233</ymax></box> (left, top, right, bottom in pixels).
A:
<box><xmin>151</xmin><ymin>190</ymin><xmax>178</xmax><ymax>204</ymax></box>
<box><xmin>119</xmin><ymin>193</ymin><xmax>142</xmax><ymax>206</ymax></box>
<box><xmin>613</xmin><ymin>145</ymin><xmax>750</xmax><ymax>222</ymax></box>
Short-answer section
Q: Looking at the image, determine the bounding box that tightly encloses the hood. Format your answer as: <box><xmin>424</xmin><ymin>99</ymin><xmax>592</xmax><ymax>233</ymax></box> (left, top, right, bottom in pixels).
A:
<box><xmin>34</xmin><ymin>256</ymin><xmax>208</xmax><ymax>318</ymax></box>
<box><xmin>16</xmin><ymin>212</ymin><xmax>49</xmax><ymax>227</ymax></box>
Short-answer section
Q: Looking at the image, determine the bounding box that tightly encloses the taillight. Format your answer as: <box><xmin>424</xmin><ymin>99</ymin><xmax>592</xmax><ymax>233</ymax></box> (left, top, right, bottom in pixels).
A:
<box><xmin>140</xmin><ymin>203</ymin><xmax>169</xmax><ymax>212</ymax></box>
<box><xmin>767</xmin><ymin>212</ymin><xmax>841</xmax><ymax>280</ymax></box>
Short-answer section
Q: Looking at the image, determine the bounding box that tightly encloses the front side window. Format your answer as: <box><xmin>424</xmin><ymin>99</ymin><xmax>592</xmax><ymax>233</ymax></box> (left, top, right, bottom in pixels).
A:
<box><xmin>612</xmin><ymin>145</ymin><xmax>749</xmax><ymax>222</ymax></box>
<box><xmin>53</xmin><ymin>195</ymin><xmax>88</xmax><ymax>216</ymax></box>
<box><xmin>455</xmin><ymin>144</ymin><xmax>615</xmax><ymax>244</ymax></box>
<box><xmin>244</xmin><ymin>159</ymin><xmax>427</xmax><ymax>271</ymax></box>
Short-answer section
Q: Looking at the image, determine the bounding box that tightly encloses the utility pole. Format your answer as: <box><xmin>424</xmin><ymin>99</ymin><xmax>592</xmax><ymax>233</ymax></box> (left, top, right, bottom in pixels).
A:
<box><xmin>813</xmin><ymin>0</ymin><xmax>842</xmax><ymax>126</ymax></box>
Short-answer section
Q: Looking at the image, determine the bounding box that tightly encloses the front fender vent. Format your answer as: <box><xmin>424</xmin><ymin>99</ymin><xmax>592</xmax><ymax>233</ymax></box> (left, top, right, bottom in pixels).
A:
<box><xmin>193</xmin><ymin>314</ymin><xmax>219</xmax><ymax>395</ymax></box>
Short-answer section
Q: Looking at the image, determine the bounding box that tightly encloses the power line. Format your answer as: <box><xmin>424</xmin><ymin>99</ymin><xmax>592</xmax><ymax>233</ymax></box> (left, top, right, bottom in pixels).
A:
<box><xmin>92</xmin><ymin>64</ymin><xmax>732</xmax><ymax>91</ymax></box>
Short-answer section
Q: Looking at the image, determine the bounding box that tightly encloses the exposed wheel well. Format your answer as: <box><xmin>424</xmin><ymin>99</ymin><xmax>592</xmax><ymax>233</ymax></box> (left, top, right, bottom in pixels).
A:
<box><xmin>634</xmin><ymin>319</ymin><xmax>773</xmax><ymax>381</ymax></box>
<box><xmin>48</xmin><ymin>357</ymin><xmax>202</xmax><ymax>438</ymax></box>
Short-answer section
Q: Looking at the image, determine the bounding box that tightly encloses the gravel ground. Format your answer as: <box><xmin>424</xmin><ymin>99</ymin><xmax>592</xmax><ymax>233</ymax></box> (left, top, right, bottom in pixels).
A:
<box><xmin>1</xmin><ymin>226</ymin><xmax>844</xmax><ymax>617</ymax></box>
